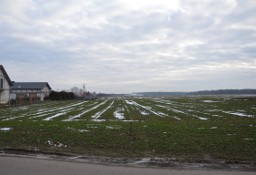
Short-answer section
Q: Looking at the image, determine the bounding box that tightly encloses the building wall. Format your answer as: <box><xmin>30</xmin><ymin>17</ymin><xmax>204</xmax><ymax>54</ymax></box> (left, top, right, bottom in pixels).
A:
<box><xmin>0</xmin><ymin>70</ymin><xmax>10</xmax><ymax>104</ymax></box>
<box><xmin>10</xmin><ymin>85</ymin><xmax>51</xmax><ymax>102</ymax></box>
<box><xmin>40</xmin><ymin>85</ymin><xmax>51</xmax><ymax>101</ymax></box>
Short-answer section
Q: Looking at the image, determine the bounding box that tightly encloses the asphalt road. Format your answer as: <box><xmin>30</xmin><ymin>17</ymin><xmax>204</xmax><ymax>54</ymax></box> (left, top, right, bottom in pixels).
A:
<box><xmin>0</xmin><ymin>156</ymin><xmax>255</xmax><ymax>175</ymax></box>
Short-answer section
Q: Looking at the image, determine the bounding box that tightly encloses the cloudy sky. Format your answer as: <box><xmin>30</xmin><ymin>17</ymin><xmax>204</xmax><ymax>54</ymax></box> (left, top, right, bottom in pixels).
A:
<box><xmin>1</xmin><ymin>0</ymin><xmax>256</xmax><ymax>93</ymax></box>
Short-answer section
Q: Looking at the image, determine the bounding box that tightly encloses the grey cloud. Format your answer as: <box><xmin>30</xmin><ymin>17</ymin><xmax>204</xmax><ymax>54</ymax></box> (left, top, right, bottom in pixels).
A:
<box><xmin>0</xmin><ymin>0</ymin><xmax>255</xmax><ymax>93</ymax></box>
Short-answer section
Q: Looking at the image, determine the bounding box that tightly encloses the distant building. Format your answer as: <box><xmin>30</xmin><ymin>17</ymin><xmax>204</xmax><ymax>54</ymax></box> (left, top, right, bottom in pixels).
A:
<box><xmin>10</xmin><ymin>82</ymin><xmax>52</xmax><ymax>103</ymax></box>
<box><xmin>0</xmin><ymin>65</ymin><xmax>13</xmax><ymax>104</ymax></box>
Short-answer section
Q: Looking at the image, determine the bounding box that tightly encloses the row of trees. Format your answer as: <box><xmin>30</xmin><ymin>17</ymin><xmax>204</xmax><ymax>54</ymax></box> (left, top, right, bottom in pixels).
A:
<box><xmin>48</xmin><ymin>91</ymin><xmax>75</xmax><ymax>100</ymax></box>
<box><xmin>48</xmin><ymin>86</ymin><xmax>96</xmax><ymax>101</ymax></box>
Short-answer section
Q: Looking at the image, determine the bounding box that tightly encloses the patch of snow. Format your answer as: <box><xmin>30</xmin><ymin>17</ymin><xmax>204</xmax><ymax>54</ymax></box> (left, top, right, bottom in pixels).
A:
<box><xmin>223</xmin><ymin>111</ymin><xmax>254</xmax><ymax>118</ymax></box>
<box><xmin>121</xmin><ymin>120</ymin><xmax>139</xmax><ymax>122</ymax></box>
<box><xmin>191</xmin><ymin>114</ymin><xmax>208</xmax><ymax>120</ymax></box>
<box><xmin>140</xmin><ymin>111</ymin><xmax>149</xmax><ymax>115</ymax></box>
<box><xmin>91</xmin><ymin>101</ymin><xmax>114</xmax><ymax>119</ymax></box>
<box><xmin>46</xmin><ymin>140</ymin><xmax>68</xmax><ymax>148</ymax></box>
<box><xmin>170</xmin><ymin>109</ymin><xmax>186</xmax><ymax>114</ymax></box>
<box><xmin>212</xmin><ymin>115</ymin><xmax>220</xmax><ymax>117</ymax></box>
<box><xmin>67</xmin><ymin>101</ymin><xmax>88</xmax><ymax>108</ymax></box>
<box><xmin>125</xmin><ymin>100</ymin><xmax>133</xmax><ymax>105</ymax></box>
<box><xmin>227</xmin><ymin>134</ymin><xmax>236</xmax><ymax>136</ymax></box>
<box><xmin>2</xmin><ymin>115</ymin><xmax>27</xmax><ymax>121</ymax></box>
<box><xmin>210</xmin><ymin>126</ymin><xmax>218</xmax><ymax>129</ymax></box>
<box><xmin>243</xmin><ymin>138</ymin><xmax>253</xmax><ymax>141</ymax></box>
<box><xmin>106</xmin><ymin>125</ymin><xmax>122</xmax><ymax>129</ymax></box>
<box><xmin>78</xmin><ymin>129</ymin><xmax>90</xmax><ymax>133</ymax></box>
<box><xmin>125</xmin><ymin>100</ymin><xmax>169</xmax><ymax>118</ymax></box>
<box><xmin>134</xmin><ymin>158</ymin><xmax>151</xmax><ymax>164</ymax></box>
<box><xmin>91</xmin><ymin>119</ymin><xmax>106</xmax><ymax>122</ymax></box>
<box><xmin>0</xmin><ymin>127</ymin><xmax>12</xmax><ymax>131</ymax></box>
<box><xmin>198</xmin><ymin>117</ymin><xmax>208</xmax><ymax>120</ymax></box>
<box><xmin>158</xmin><ymin>112</ymin><xmax>168</xmax><ymax>117</ymax></box>
<box><xmin>30</xmin><ymin>113</ymin><xmax>54</xmax><ymax>119</ymax></box>
<box><xmin>43</xmin><ymin>112</ymin><xmax>66</xmax><ymax>121</ymax></box>
<box><xmin>114</xmin><ymin>111</ymin><xmax>125</xmax><ymax>120</ymax></box>
<box><xmin>202</xmin><ymin>100</ymin><xmax>220</xmax><ymax>103</ymax></box>
<box><xmin>65</xmin><ymin>100</ymin><xmax>109</xmax><ymax>121</ymax></box>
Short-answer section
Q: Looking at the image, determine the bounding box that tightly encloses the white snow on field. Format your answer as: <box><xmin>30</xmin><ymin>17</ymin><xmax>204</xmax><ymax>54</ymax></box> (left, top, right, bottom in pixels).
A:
<box><xmin>91</xmin><ymin>119</ymin><xmax>106</xmax><ymax>122</ymax></box>
<box><xmin>65</xmin><ymin>100</ymin><xmax>109</xmax><ymax>121</ymax></box>
<box><xmin>67</xmin><ymin>101</ymin><xmax>88</xmax><ymax>107</ymax></box>
<box><xmin>44</xmin><ymin>112</ymin><xmax>67</xmax><ymax>121</ymax></box>
<box><xmin>29</xmin><ymin>101</ymin><xmax>88</xmax><ymax>118</ymax></box>
<box><xmin>47</xmin><ymin>140</ymin><xmax>68</xmax><ymax>147</ymax></box>
<box><xmin>2</xmin><ymin>115</ymin><xmax>27</xmax><ymax>121</ymax></box>
<box><xmin>91</xmin><ymin>101</ymin><xmax>114</xmax><ymax>119</ymax></box>
<box><xmin>78</xmin><ymin>129</ymin><xmax>90</xmax><ymax>133</ymax></box>
<box><xmin>196</xmin><ymin>116</ymin><xmax>208</xmax><ymax>120</ymax></box>
<box><xmin>114</xmin><ymin>111</ymin><xmax>125</xmax><ymax>120</ymax></box>
<box><xmin>153</xmin><ymin>99</ymin><xmax>172</xmax><ymax>105</ymax></box>
<box><xmin>202</xmin><ymin>100</ymin><xmax>220</xmax><ymax>103</ymax></box>
<box><xmin>140</xmin><ymin>110</ymin><xmax>150</xmax><ymax>115</ymax></box>
<box><xmin>134</xmin><ymin>158</ymin><xmax>151</xmax><ymax>164</ymax></box>
<box><xmin>156</xmin><ymin>104</ymin><xmax>186</xmax><ymax>115</ymax></box>
<box><xmin>29</xmin><ymin>113</ymin><xmax>54</xmax><ymax>119</ymax></box>
<box><xmin>170</xmin><ymin>109</ymin><xmax>186</xmax><ymax>114</ymax></box>
<box><xmin>0</xmin><ymin>127</ymin><xmax>12</xmax><ymax>131</ymax></box>
<box><xmin>223</xmin><ymin>111</ymin><xmax>254</xmax><ymax>118</ymax></box>
<box><xmin>243</xmin><ymin>138</ymin><xmax>254</xmax><ymax>141</ymax></box>
<box><xmin>125</xmin><ymin>100</ymin><xmax>168</xmax><ymax>118</ymax></box>
<box><xmin>106</xmin><ymin>125</ymin><xmax>122</xmax><ymax>129</ymax></box>
<box><xmin>125</xmin><ymin>100</ymin><xmax>133</xmax><ymax>105</ymax></box>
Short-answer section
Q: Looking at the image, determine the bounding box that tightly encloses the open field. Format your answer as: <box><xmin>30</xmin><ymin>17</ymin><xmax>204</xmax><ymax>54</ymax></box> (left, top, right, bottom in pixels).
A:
<box><xmin>0</xmin><ymin>96</ymin><xmax>256</xmax><ymax>165</ymax></box>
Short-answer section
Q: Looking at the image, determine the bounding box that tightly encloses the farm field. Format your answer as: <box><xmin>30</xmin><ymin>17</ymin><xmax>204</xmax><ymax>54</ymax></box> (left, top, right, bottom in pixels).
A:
<box><xmin>0</xmin><ymin>96</ymin><xmax>256</xmax><ymax>164</ymax></box>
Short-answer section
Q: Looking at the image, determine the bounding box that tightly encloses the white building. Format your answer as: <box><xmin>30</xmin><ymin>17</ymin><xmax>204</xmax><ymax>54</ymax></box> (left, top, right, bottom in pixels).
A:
<box><xmin>0</xmin><ymin>65</ymin><xmax>13</xmax><ymax>104</ymax></box>
<box><xmin>10</xmin><ymin>82</ymin><xmax>52</xmax><ymax>102</ymax></box>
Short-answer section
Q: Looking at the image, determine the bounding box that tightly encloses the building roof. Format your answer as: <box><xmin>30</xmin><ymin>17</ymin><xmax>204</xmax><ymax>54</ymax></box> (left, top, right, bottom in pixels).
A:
<box><xmin>11</xmin><ymin>82</ymin><xmax>52</xmax><ymax>91</ymax></box>
<box><xmin>0</xmin><ymin>65</ymin><xmax>13</xmax><ymax>86</ymax></box>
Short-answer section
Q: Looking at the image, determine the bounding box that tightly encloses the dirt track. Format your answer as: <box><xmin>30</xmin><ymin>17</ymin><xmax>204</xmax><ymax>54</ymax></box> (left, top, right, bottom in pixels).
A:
<box><xmin>0</xmin><ymin>155</ymin><xmax>255</xmax><ymax>175</ymax></box>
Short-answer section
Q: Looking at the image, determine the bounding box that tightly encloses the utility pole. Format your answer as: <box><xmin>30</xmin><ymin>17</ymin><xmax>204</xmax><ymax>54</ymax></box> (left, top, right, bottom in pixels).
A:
<box><xmin>83</xmin><ymin>84</ymin><xmax>86</xmax><ymax>92</ymax></box>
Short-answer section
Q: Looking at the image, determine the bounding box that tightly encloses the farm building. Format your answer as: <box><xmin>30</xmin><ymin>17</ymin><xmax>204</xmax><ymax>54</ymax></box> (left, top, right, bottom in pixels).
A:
<box><xmin>0</xmin><ymin>65</ymin><xmax>13</xmax><ymax>104</ymax></box>
<box><xmin>10</xmin><ymin>82</ymin><xmax>52</xmax><ymax>103</ymax></box>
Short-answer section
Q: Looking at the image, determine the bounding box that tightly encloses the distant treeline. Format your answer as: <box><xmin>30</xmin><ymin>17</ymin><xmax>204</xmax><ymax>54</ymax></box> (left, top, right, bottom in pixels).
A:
<box><xmin>132</xmin><ymin>89</ymin><xmax>256</xmax><ymax>97</ymax></box>
<box><xmin>188</xmin><ymin>89</ymin><xmax>256</xmax><ymax>95</ymax></box>
<box><xmin>49</xmin><ymin>91</ymin><xmax>75</xmax><ymax>100</ymax></box>
<box><xmin>133</xmin><ymin>92</ymin><xmax>187</xmax><ymax>97</ymax></box>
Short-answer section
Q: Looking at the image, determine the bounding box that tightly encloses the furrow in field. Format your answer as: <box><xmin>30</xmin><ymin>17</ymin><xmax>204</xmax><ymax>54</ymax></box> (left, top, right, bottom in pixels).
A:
<box><xmin>154</xmin><ymin>102</ymin><xmax>208</xmax><ymax>120</ymax></box>
<box><xmin>64</xmin><ymin>99</ymin><xmax>109</xmax><ymax>121</ymax></box>
<box><xmin>91</xmin><ymin>100</ymin><xmax>114</xmax><ymax>119</ymax></box>
<box><xmin>154</xmin><ymin>105</ymin><xmax>181</xmax><ymax>120</ymax></box>
<box><xmin>19</xmin><ymin>101</ymin><xmax>86</xmax><ymax>120</ymax></box>
<box><xmin>125</xmin><ymin>100</ymin><xmax>168</xmax><ymax>118</ymax></box>
<box><xmin>113</xmin><ymin>104</ymin><xmax>126</xmax><ymax>120</ymax></box>
<box><xmin>223</xmin><ymin>111</ymin><xmax>254</xmax><ymax>118</ymax></box>
<box><xmin>30</xmin><ymin>101</ymin><xmax>88</xmax><ymax>116</ymax></box>
<box><xmin>43</xmin><ymin>112</ymin><xmax>67</xmax><ymax>121</ymax></box>
<box><xmin>2</xmin><ymin>115</ymin><xmax>27</xmax><ymax>121</ymax></box>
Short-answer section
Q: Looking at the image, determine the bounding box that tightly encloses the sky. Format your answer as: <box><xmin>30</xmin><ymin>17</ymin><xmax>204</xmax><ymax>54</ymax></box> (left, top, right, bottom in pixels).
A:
<box><xmin>0</xmin><ymin>0</ymin><xmax>256</xmax><ymax>93</ymax></box>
